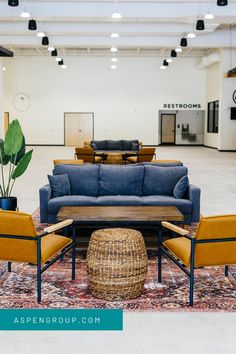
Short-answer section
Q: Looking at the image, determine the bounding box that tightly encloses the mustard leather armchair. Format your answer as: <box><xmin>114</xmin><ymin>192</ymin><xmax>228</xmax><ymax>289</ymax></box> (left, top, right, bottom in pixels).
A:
<box><xmin>0</xmin><ymin>210</ymin><xmax>76</xmax><ymax>303</ymax></box>
<box><xmin>74</xmin><ymin>147</ymin><xmax>104</xmax><ymax>163</ymax></box>
<box><xmin>125</xmin><ymin>147</ymin><xmax>156</xmax><ymax>164</ymax></box>
<box><xmin>159</xmin><ymin>215</ymin><xmax>236</xmax><ymax>306</ymax></box>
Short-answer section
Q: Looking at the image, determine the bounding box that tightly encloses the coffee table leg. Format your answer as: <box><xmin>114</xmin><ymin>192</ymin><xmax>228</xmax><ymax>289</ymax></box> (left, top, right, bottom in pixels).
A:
<box><xmin>158</xmin><ymin>229</ymin><xmax>162</xmax><ymax>283</ymax></box>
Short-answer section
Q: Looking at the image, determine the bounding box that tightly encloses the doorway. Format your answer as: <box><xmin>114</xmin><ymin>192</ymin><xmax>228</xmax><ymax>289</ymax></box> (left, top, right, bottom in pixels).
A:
<box><xmin>161</xmin><ymin>114</ymin><xmax>176</xmax><ymax>144</ymax></box>
<box><xmin>64</xmin><ymin>112</ymin><xmax>94</xmax><ymax>147</ymax></box>
<box><xmin>4</xmin><ymin>112</ymin><xmax>9</xmax><ymax>136</ymax></box>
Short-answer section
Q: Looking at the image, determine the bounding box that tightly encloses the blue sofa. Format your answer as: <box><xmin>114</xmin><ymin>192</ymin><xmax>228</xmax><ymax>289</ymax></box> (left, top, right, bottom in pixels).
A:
<box><xmin>39</xmin><ymin>164</ymin><xmax>200</xmax><ymax>225</ymax></box>
<box><xmin>90</xmin><ymin>139</ymin><xmax>140</xmax><ymax>151</ymax></box>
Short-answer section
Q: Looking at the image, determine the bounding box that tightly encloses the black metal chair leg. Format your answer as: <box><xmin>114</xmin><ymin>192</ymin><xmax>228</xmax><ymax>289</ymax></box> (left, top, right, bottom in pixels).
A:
<box><xmin>189</xmin><ymin>238</ymin><xmax>195</xmax><ymax>306</ymax></box>
<box><xmin>158</xmin><ymin>230</ymin><xmax>162</xmax><ymax>283</ymax></box>
<box><xmin>8</xmin><ymin>262</ymin><xmax>12</xmax><ymax>272</ymax></box>
<box><xmin>37</xmin><ymin>268</ymin><xmax>41</xmax><ymax>303</ymax></box>
<box><xmin>225</xmin><ymin>265</ymin><xmax>229</xmax><ymax>277</ymax></box>
<box><xmin>72</xmin><ymin>226</ymin><xmax>76</xmax><ymax>280</ymax></box>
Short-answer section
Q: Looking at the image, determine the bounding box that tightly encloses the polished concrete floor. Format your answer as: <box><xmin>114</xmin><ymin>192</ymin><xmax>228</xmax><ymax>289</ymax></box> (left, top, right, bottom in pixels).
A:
<box><xmin>2</xmin><ymin>145</ymin><xmax>236</xmax><ymax>354</ymax></box>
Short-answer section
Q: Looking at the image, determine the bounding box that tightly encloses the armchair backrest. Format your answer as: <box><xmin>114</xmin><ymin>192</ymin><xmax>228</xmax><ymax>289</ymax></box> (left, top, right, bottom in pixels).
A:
<box><xmin>75</xmin><ymin>147</ymin><xmax>94</xmax><ymax>163</ymax></box>
<box><xmin>138</xmin><ymin>148</ymin><xmax>156</xmax><ymax>162</ymax></box>
<box><xmin>0</xmin><ymin>210</ymin><xmax>37</xmax><ymax>264</ymax></box>
<box><xmin>194</xmin><ymin>215</ymin><xmax>236</xmax><ymax>267</ymax></box>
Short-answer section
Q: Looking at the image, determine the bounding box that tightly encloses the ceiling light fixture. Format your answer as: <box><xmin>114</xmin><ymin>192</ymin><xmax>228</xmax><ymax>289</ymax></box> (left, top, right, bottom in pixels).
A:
<box><xmin>58</xmin><ymin>60</ymin><xmax>64</xmax><ymax>66</ymax></box>
<box><xmin>20</xmin><ymin>11</ymin><xmax>30</xmax><ymax>18</ymax></box>
<box><xmin>175</xmin><ymin>47</ymin><xmax>182</xmax><ymax>53</ymax></box>
<box><xmin>2</xmin><ymin>67</ymin><xmax>6</xmax><ymax>71</ymax></box>
<box><xmin>48</xmin><ymin>46</ymin><xmax>55</xmax><ymax>52</ymax></box>
<box><xmin>28</xmin><ymin>19</ymin><xmax>37</xmax><ymax>31</ymax></box>
<box><xmin>171</xmin><ymin>49</ymin><xmax>177</xmax><ymax>57</ymax></box>
<box><xmin>37</xmin><ymin>32</ymin><xmax>45</xmax><ymax>38</ymax></box>
<box><xmin>163</xmin><ymin>60</ymin><xmax>169</xmax><ymax>66</ymax></box>
<box><xmin>160</xmin><ymin>65</ymin><xmax>167</xmax><ymax>70</ymax></box>
<box><xmin>42</xmin><ymin>36</ymin><xmax>49</xmax><ymax>46</ymax></box>
<box><xmin>110</xmin><ymin>47</ymin><xmax>118</xmax><ymax>52</ymax></box>
<box><xmin>217</xmin><ymin>0</ymin><xmax>228</xmax><ymax>6</ymax></box>
<box><xmin>8</xmin><ymin>0</ymin><xmax>19</xmax><ymax>6</ymax></box>
<box><xmin>111</xmin><ymin>57</ymin><xmax>118</xmax><ymax>62</ymax></box>
<box><xmin>180</xmin><ymin>37</ymin><xmax>188</xmax><ymax>47</ymax></box>
<box><xmin>51</xmin><ymin>49</ymin><xmax>58</xmax><ymax>56</ymax></box>
<box><xmin>188</xmin><ymin>32</ymin><xmax>196</xmax><ymax>38</ymax></box>
<box><xmin>112</xmin><ymin>12</ymin><xmax>122</xmax><ymax>19</ymax></box>
<box><xmin>110</xmin><ymin>65</ymin><xmax>117</xmax><ymax>69</ymax></box>
<box><xmin>55</xmin><ymin>57</ymin><xmax>62</xmax><ymax>62</ymax></box>
<box><xmin>111</xmin><ymin>32</ymin><xmax>119</xmax><ymax>38</ymax></box>
<box><xmin>204</xmin><ymin>12</ymin><xmax>214</xmax><ymax>20</ymax></box>
<box><xmin>196</xmin><ymin>19</ymin><xmax>205</xmax><ymax>31</ymax></box>
<box><xmin>166</xmin><ymin>58</ymin><xmax>173</xmax><ymax>63</ymax></box>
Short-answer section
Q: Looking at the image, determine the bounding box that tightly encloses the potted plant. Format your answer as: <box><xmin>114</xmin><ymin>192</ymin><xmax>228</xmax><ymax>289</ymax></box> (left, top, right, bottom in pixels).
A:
<box><xmin>0</xmin><ymin>119</ymin><xmax>33</xmax><ymax>210</ymax></box>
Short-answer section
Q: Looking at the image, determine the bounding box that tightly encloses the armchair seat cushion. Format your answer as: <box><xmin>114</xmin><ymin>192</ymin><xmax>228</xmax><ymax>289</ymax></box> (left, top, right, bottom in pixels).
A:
<box><xmin>97</xmin><ymin>196</ymin><xmax>143</xmax><ymax>206</ymax></box>
<box><xmin>142</xmin><ymin>195</ymin><xmax>192</xmax><ymax>214</ymax></box>
<box><xmin>127</xmin><ymin>156</ymin><xmax>138</xmax><ymax>163</ymax></box>
<box><xmin>163</xmin><ymin>237</ymin><xmax>191</xmax><ymax>267</ymax></box>
<box><xmin>40</xmin><ymin>234</ymin><xmax>72</xmax><ymax>264</ymax></box>
<box><xmin>48</xmin><ymin>196</ymin><xmax>97</xmax><ymax>214</ymax></box>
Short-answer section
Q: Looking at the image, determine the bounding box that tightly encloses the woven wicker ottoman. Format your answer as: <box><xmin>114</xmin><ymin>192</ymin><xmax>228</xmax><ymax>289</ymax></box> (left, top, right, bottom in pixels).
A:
<box><xmin>86</xmin><ymin>228</ymin><xmax>148</xmax><ymax>301</ymax></box>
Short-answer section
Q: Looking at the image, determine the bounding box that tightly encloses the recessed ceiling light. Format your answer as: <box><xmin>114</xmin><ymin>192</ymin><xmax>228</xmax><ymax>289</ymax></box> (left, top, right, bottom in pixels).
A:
<box><xmin>110</xmin><ymin>65</ymin><xmax>117</xmax><ymax>69</ymax></box>
<box><xmin>111</xmin><ymin>57</ymin><xmax>118</xmax><ymax>62</ymax></box>
<box><xmin>20</xmin><ymin>11</ymin><xmax>30</xmax><ymax>18</ymax></box>
<box><xmin>55</xmin><ymin>57</ymin><xmax>62</xmax><ymax>62</ymax></box>
<box><xmin>61</xmin><ymin>65</ymin><xmax>67</xmax><ymax>69</ymax></box>
<box><xmin>48</xmin><ymin>46</ymin><xmax>55</xmax><ymax>52</ymax></box>
<box><xmin>175</xmin><ymin>47</ymin><xmax>182</xmax><ymax>53</ymax></box>
<box><xmin>166</xmin><ymin>58</ymin><xmax>173</xmax><ymax>63</ymax></box>
<box><xmin>112</xmin><ymin>12</ymin><xmax>122</xmax><ymax>19</ymax></box>
<box><xmin>110</xmin><ymin>47</ymin><xmax>118</xmax><ymax>53</ymax></box>
<box><xmin>204</xmin><ymin>13</ymin><xmax>214</xmax><ymax>20</ymax></box>
<box><xmin>111</xmin><ymin>32</ymin><xmax>120</xmax><ymax>38</ymax></box>
<box><xmin>188</xmin><ymin>32</ymin><xmax>196</xmax><ymax>39</ymax></box>
<box><xmin>37</xmin><ymin>32</ymin><xmax>45</xmax><ymax>38</ymax></box>
<box><xmin>2</xmin><ymin>67</ymin><xmax>6</xmax><ymax>71</ymax></box>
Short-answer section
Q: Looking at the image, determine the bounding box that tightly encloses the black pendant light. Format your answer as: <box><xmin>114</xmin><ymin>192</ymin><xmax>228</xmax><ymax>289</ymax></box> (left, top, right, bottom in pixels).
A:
<box><xmin>51</xmin><ymin>49</ymin><xmax>58</xmax><ymax>57</ymax></box>
<box><xmin>42</xmin><ymin>36</ymin><xmax>49</xmax><ymax>46</ymax></box>
<box><xmin>8</xmin><ymin>0</ymin><xmax>19</xmax><ymax>6</ymax></box>
<box><xmin>196</xmin><ymin>19</ymin><xmax>205</xmax><ymax>31</ymax></box>
<box><xmin>217</xmin><ymin>0</ymin><xmax>228</xmax><ymax>6</ymax></box>
<box><xmin>58</xmin><ymin>60</ymin><xmax>64</xmax><ymax>65</ymax></box>
<box><xmin>163</xmin><ymin>60</ymin><xmax>168</xmax><ymax>67</ymax></box>
<box><xmin>171</xmin><ymin>49</ymin><xmax>177</xmax><ymax>57</ymax></box>
<box><xmin>28</xmin><ymin>19</ymin><xmax>37</xmax><ymax>31</ymax></box>
<box><xmin>180</xmin><ymin>37</ymin><xmax>188</xmax><ymax>47</ymax></box>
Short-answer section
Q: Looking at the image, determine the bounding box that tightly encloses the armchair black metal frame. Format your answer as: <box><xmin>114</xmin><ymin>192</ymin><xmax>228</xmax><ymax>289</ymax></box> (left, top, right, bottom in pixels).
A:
<box><xmin>158</xmin><ymin>222</ymin><xmax>235</xmax><ymax>306</ymax></box>
<box><xmin>0</xmin><ymin>220</ymin><xmax>76</xmax><ymax>303</ymax></box>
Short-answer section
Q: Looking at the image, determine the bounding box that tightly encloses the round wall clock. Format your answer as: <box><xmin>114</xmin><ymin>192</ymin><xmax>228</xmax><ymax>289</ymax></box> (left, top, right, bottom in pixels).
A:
<box><xmin>13</xmin><ymin>92</ymin><xmax>31</xmax><ymax>112</ymax></box>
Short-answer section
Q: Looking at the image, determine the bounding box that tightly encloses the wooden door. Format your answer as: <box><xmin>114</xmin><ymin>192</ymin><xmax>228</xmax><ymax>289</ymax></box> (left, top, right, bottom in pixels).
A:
<box><xmin>64</xmin><ymin>112</ymin><xmax>94</xmax><ymax>147</ymax></box>
<box><xmin>4</xmin><ymin>112</ymin><xmax>9</xmax><ymax>136</ymax></box>
<box><xmin>161</xmin><ymin>114</ymin><xmax>176</xmax><ymax>144</ymax></box>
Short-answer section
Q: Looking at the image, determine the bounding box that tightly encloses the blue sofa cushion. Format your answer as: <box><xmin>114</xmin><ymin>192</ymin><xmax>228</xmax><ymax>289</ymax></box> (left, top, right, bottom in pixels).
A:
<box><xmin>99</xmin><ymin>165</ymin><xmax>144</xmax><ymax>196</ymax></box>
<box><xmin>54</xmin><ymin>164</ymin><xmax>99</xmax><ymax>196</ymax></box>
<box><xmin>106</xmin><ymin>140</ymin><xmax>123</xmax><ymax>150</ymax></box>
<box><xmin>174</xmin><ymin>175</ymin><xmax>189</xmax><ymax>199</ymax></box>
<box><xmin>93</xmin><ymin>140</ymin><xmax>107</xmax><ymax>150</ymax></box>
<box><xmin>143</xmin><ymin>166</ymin><xmax>188</xmax><ymax>196</ymax></box>
<box><xmin>90</xmin><ymin>142</ymin><xmax>97</xmax><ymax>149</ymax></box>
<box><xmin>48</xmin><ymin>196</ymin><xmax>97</xmax><ymax>214</ymax></box>
<box><xmin>122</xmin><ymin>140</ymin><xmax>139</xmax><ymax>150</ymax></box>
<box><xmin>97</xmin><ymin>196</ymin><xmax>143</xmax><ymax>206</ymax></box>
<box><xmin>142</xmin><ymin>195</ymin><xmax>192</xmax><ymax>214</ymax></box>
<box><xmin>48</xmin><ymin>174</ymin><xmax>71</xmax><ymax>198</ymax></box>
<box><xmin>132</xmin><ymin>142</ymin><xmax>139</xmax><ymax>151</ymax></box>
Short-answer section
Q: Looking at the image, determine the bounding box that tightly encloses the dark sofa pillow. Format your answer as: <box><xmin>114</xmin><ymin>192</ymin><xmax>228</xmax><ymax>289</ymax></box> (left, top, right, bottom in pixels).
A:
<box><xmin>173</xmin><ymin>175</ymin><xmax>189</xmax><ymax>199</ymax></box>
<box><xmin>106</xmin><ymin>140</ymin><xmax>123</xmax><ymax>150</ymax></box>
<box><xmin>90</xmin><ymin>142</ymin><xmax>97</xmax><ymax>150</ymax></box>
<box><xmin>122</xmin><ymin>140</ymin><xmax>139</xmax><ymax>151</ymax></box>
<box><xmin>48</xmin><ymin>174</ymin><xmax>71</xmax><ymax>198</ymax></box>
<box><xmin>132</xmin><ymin>142</ymin><xmax>139</xmax><ymax>151</ymax></box>
<box><xmin>93</xmin><ymin>140</ymin><xmax>107</xmax><ymax>150</ymax></box>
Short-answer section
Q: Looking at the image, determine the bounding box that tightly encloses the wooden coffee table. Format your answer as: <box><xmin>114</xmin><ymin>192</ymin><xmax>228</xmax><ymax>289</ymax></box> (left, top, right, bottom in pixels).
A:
<box><xmin>57</xmin><ymin>205</ymin><xmax>183</xmax><ymax>228</ymax></box>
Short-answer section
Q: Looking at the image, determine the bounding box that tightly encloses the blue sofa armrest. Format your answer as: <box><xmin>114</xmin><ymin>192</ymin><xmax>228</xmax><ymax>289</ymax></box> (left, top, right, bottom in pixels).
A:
<box><xmin>39</xmin><ymin>184</ymin><xmax>51</xmax><ymax>223</ymax></box>
<box><xmin>187</xmin><ymin>184</ymin><xmax>201</xmax><ymax>222</ymax></box>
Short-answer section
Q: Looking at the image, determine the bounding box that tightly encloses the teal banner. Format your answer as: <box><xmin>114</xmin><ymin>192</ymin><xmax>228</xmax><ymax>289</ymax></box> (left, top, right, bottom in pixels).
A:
<box><xmin>0</xmin><ymin>309</ymin><xmax>123</xmax><ymax>331</ymax></box>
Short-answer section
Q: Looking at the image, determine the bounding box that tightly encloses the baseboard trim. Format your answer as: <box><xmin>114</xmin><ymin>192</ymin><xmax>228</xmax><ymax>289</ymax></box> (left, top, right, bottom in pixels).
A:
<box><xmin>26</xmin><ymin>144</ymin><xmax>65</xmax><ymax>147</ymax></box>
<box><xmin>143</xmin><ymin>144</ymin><xmax>159</xmax><ymax>147</ymax></box>
<box><xmin>203</xmin><ymin>145</ymin><xmax>218</xmax><ymax>150</ymax></box>
<box><xmin>218</xmin><ymin>149</ymin><xmax>236</xmax><ymax>152</ymax></box>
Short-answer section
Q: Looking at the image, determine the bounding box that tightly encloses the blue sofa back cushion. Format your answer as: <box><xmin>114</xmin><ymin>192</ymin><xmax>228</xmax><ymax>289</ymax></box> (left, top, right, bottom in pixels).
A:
<box><xmin>143</xmin><ymin>166</ymin><xmax>188</xmax><ymax>196</ymax></box>
<box><xmin>54</xmin><ymin>164</ymin><xmax>99</xmax><ymax>196</ymax></box>
<box><xmin>106</xmin><ymin>140</ymin><xmax>123</xmax><ymax>150</ymax></box>
<box><xmin>173</xmin><ymin>175</ymin><xmax>189</xmax><ymax>198</ymax></box>
<box><xmin>99</xmin><ymin>165</ymin><xmax>144</xmax><ymax>196</ymax></box>
<box><xmin>93</xmin><ymin>140</ymin><xmax>107</xmax><ymax>150</ymax></box>
<box><xmin>122</xmin><ymin>139</ymin><xmax>139</xmax><ymax>150</ymax></box>
<box><xmin>48</xmin><ymin>174</ymin><xmax>71</xmax><ymax>198</ymax></box>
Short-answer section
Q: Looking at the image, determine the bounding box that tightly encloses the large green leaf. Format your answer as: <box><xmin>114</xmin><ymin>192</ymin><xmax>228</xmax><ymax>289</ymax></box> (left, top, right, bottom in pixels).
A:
<box><xmin>0</xmin><ymin>139</ymin><xmax>10</xmax><ymax>165</ymax></box>
<box><xmin>4</xmin><ymin>119</ymin><xmax>23</xmax><ymax>156</ymax></box>
<box><xmin>12</xmin><ymin>150</ymin><xmax>33</xmax><ymax>180</ymax></box>
<box><xmin>10</xmin><ymin>136</ymin><xmax>26</xmax><ymax>165</ymax></box>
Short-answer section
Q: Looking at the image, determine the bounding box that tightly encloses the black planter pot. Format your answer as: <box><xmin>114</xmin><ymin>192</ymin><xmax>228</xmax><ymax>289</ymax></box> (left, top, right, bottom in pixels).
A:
<box><xmin>0</xmin><ymin>197</ymin><xmax>17</xmax><ymax>211</ymax></box>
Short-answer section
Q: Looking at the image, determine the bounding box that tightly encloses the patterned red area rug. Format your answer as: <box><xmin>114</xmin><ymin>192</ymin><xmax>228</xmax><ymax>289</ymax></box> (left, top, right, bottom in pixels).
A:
<box><xmin>0</xmin><ymin>210</ymin><xmax>235</xmax><ymax>311</ymax></box>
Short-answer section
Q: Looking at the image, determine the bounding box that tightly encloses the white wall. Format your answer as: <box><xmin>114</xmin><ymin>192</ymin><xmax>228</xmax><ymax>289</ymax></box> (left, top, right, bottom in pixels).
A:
<box><xmin>0</xmin><ymin>59</ymin><xmax>5</xmax><ymax>137</ymax></box>
<box><xmin>3</xmin><ymin>56</ymin><xmax>206</xmax><ymax>145</ymax></box>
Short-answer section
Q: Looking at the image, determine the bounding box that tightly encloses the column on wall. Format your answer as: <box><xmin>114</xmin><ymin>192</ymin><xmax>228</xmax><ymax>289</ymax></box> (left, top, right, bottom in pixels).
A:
<box><xmin>0</xmin><ymin>58</ymin><xmax>5</xmax><ymax>137</ymax></box>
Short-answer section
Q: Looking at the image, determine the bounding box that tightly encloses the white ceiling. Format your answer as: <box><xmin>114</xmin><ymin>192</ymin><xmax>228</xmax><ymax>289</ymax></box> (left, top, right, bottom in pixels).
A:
<box><xmin>0</xmin><ymin>0</ymin><xmax>236</xmax><ymax>57</ymax></box>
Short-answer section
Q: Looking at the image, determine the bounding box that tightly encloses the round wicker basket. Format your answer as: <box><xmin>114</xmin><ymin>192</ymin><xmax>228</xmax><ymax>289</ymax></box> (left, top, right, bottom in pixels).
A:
<box><xmin>86</xmin><ymin>228</ymin><xmax>148</xmax><ymax>301</ymax></box>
